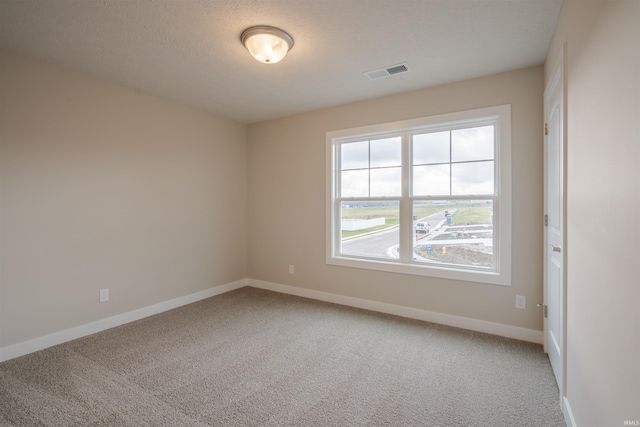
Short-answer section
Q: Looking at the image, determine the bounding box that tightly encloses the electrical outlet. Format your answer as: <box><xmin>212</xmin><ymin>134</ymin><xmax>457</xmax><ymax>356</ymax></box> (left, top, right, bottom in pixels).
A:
<box><xmin>100</xmin><ymin>288</ymin><xmax>109</xmax><ymax>303</ymax></box>
<box><xmin>515</xmin><ymin>295</ymin><xmax>526</xmax><ymax>310</ymax></box>
<box><xmin>289</xmin><ymin>265</ymin><xmax>294</xmax><ymax>274</ymax></box>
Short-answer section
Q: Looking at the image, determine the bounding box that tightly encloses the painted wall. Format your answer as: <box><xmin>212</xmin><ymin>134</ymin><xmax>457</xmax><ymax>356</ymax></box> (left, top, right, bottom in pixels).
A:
<box><xmin>545</xmin><ymin>1</ymin><xmax>640</xmax><ymax>425</ymax></box>
<box><xmin>248</xmin><ymin>66</ymin><xmax>544</xmax><ymax>332</ymax></box>
<box><xmin>0</xmin><ymin>51</ymin><xmax>248</xmax><ymax>348</ymax></box>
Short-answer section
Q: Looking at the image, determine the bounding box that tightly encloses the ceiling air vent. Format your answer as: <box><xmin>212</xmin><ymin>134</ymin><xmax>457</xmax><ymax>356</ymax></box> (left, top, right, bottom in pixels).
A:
<box><xmin>365</xmin><ymin>63</ymin><xmax>410</xmax><ymax>80</ymax></box>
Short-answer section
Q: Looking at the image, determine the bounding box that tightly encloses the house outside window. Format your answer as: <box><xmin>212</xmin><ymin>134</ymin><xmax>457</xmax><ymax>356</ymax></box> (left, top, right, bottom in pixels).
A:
<box><xmin>326</xmin><ymin>105</ymin><xmax>512</xmax><ymax>286</ymax></box>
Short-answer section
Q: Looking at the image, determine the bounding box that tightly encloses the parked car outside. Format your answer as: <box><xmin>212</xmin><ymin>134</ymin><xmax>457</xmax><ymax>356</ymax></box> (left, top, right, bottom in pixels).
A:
<box><xmin>415</xmin><ymin>222</ymin><xmax>430</xmax><ymax>234</ymax></box>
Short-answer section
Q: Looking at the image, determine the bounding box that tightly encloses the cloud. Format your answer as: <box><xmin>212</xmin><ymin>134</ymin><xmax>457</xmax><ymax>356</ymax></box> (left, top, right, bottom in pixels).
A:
<box><xmin>452</xmin><ymin>161</ymin><xmax>494</xmax><ymax>194</ymax></box>
<box><xmin>370</xmin><ymin>137</ymin><xmax>401</xmax><ymax>167</ymax></box>
<box><xmin>341</xmin><ymin>169</ymin><xmax>368</xmax><ymax>197</ymax></box>
<box><xmin>341</xmin><ymin>126</ymin><xmax>495</xmax><ymax>197</ymax></box>
<box><xmin>341</xmin><ymin>140</ymin><xmax>369</xmax><ymax>170</ymax></box>
<box><xmin>452</xmin><ymin>126</ymin><xmax>494</xmax><ymax>162</ymax></box>
<box><xmin>371</xmin><ymin>167</ymin><xmax>401</xmax><ymax>196</ymax></box>
<box><xmin>413</xmin><ymin>164</ymin><xmax>450</xmax><ymax>195</ymax></box>
<box><xmin>413</xmin><ymin>131</ymin><xmax>449</xmax><ymax>164</ymax></box>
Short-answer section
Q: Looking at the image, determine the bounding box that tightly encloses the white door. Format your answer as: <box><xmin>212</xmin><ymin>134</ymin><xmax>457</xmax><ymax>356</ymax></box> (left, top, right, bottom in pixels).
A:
<box><xmin>544</xmin><ymin>53</ymin><xmax>565</xmax><ymax>395</ymax></box>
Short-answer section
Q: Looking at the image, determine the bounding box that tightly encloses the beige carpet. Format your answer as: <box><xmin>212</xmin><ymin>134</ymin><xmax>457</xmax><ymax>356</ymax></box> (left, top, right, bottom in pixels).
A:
<box><xmin>0</xmin><ymin>287</ymin><xmax>566</xmax><ymax>426</ymax></box>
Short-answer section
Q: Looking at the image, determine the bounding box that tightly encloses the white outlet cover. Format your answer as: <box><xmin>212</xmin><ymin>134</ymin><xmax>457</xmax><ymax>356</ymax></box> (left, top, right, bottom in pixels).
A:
<box><xmin>100</xmin><ymin>289</ymin><xmax>109</xmax><ymax>303</ymax></box>
<box><xmin>515</xmin><ymin>295</ymin><xmax>526</xmax><ymax>309</ymax></box>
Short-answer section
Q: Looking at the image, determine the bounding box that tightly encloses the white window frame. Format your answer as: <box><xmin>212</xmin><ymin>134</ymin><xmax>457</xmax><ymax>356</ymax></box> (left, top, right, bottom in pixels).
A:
<box><xmin>326</xmin><ymin>105</ymin><xmax>512</xmax><ymax>286</ymax></box>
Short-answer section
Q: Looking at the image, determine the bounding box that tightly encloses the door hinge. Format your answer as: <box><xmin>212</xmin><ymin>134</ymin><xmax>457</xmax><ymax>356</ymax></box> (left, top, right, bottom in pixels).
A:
<box><xmin>544</xmin><ymin>214</ymin><xmax>548</xmax><ymax>226</ymax></box>
<box><xmin>544</xmin><ymin>123</ymin><xmax>548</xmax><ymax>135</ymax></box>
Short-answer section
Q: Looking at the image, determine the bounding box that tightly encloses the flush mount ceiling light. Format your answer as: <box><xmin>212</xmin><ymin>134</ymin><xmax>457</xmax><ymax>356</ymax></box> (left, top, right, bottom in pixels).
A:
<box><xmin>241</xmin><ymin>25</ymin><xmax>294</xmax><ymax>64</ymax></box>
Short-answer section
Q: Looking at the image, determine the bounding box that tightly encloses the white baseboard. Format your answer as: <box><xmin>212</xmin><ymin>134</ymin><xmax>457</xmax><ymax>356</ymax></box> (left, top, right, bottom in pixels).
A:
<box><xmin>1</xmin><ymin>277</ymin><xmax>543</xmax><ymax>363</ymax></box>
<box><xmin>563</xmin><ymin>396</ymin><xmax>577</xmax><ymax>427</ymax></box>
<box><xmin>248</xmin><ymin>279</ymin><xmax>543</xmax><ymax>344</ymax></box>
<box><xmin>0</xmin><ymin>279</ymin><xmax>247</xmax><ymax>363</ymax></box>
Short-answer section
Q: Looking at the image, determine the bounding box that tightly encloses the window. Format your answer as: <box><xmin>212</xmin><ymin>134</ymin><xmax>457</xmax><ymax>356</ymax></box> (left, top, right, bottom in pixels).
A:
<box><xmin>326</xmin><ymin>105</ymin><xmax>511</xmax><ymax>285</ymax></box>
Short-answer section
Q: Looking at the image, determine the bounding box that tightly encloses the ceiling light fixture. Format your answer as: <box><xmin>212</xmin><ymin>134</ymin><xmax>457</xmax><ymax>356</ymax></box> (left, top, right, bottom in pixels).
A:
<box><xmin>241</xmin><ymin>26</ymin><xmax>294</xmax><ymax>64</ymax></box>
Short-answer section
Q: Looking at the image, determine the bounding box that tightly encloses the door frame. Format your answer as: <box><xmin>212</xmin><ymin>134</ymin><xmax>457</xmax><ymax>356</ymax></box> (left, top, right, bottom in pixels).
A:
<box><xmin>543</xmin><ymin>43</ymin><xmax>568</xmax><ymax>407</ymax></box>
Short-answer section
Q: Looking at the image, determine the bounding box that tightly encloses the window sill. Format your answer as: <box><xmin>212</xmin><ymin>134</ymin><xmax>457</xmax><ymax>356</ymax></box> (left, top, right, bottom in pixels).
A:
<box><xmin>327</xmin><ymin>255</ymin><xmax>510</xmax><ymax>286</ymax></box>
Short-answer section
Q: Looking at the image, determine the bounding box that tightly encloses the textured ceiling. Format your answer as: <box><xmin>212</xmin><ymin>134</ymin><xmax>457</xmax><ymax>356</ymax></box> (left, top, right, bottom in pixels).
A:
<box><xmin>0</xmin><ymin>0</ymin><xmax>562</xmax><ymax>124</ymax></box>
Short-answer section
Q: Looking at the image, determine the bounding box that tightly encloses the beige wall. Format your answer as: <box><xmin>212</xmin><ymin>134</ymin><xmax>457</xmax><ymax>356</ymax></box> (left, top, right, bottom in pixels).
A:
<box><xmin>0</xmin><ymin>51</ymin><xmax>248</xmax><ymax>347</ymax></box>
<box><xmin>248</xmin><ymin>66</ymin><xmax>545</xmax><ymax>331</ymax></box>
<box><xmin>545</xmin><ymin>1</ymin><xmax>640</xmax><ymax>425</ymax></box>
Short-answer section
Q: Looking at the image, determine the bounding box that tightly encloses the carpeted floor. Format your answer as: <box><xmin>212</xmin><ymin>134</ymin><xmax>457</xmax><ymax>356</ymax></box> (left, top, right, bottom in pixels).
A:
<box><xmin>0</xmin><ymin>287</ymin><xmax>566</xmax><ymax>426</ymax></box>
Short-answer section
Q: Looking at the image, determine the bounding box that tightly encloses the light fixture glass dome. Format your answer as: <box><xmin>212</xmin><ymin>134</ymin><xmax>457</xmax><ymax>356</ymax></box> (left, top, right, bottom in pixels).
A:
<box><xmin>241</xmin><ymin>26</ymin><xmax>294</xmax><ymax>64</ymax></box>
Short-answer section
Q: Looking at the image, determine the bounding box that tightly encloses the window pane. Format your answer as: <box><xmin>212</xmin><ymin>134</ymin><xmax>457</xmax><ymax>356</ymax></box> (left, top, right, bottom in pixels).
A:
<box><xmin>411</xmin><ymin>201</ymin><xmax>443</xmax><ymax>247</ymax></box>
<box><xmin>451</xmin><ymin>161</ymin><xmax>494</xmax><ymax>195</ymax></box>
<box><xmin>412</xmin><ymin>200</ymin><xmax>494</xmax><ymax>269</ymax></box>
<box><xmin>451</xmin><ymin>126</ymin><xmax>494</xmax><ymax>162</ymax></box>
<box><xmin>413</xmin><ymin>164</ymin><xmax>450</xmax><ymax>196</ymax></box>
<box><xmin>340</xmin><ymin>201</ymin><xmax>399</xmax><ymax>259</ymax></box>
<box><xmin>370</xmin><ymin>167</ymin><xmax>401</xmax><ymax>196</ymax></box>
<box><xmin>370</xmin><ymin>137</ymin><xmax>401</xmax><ymax>168</ymax></box>
<box><xmin>413</xmin><ymin>201</ymin><xmax>454</xmax><ymax>226</ymax></box>
<box><xmin>341</xmin><ymin>141</ymin><xmax>369</xmax><ymax>170</ymax></box>
<box><xmin>413</xmin><ymin>131</ymin><xmax>450</xmax><ymax>165</ymax></box>
<box><xmin>341</xmin><ymin>169</ymin><xmax>369</xmax><ymax>197</ymax></box>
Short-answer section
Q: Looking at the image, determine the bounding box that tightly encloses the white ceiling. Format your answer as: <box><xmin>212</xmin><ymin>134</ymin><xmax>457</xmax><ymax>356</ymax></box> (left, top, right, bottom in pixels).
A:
<box><xmin>0</xmin><ymin>0</ymin><xmax>562</xmax><ymax>124</ymax></box>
